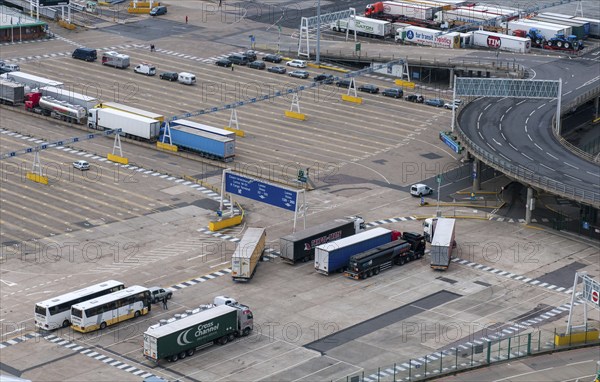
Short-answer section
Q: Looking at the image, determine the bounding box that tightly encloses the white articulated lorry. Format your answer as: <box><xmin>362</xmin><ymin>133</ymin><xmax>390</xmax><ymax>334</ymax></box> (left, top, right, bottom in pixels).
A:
<box><xmin>87</xmin><ymin>107</ymin><xmax>161</xmax><ymax>141</ymax></box>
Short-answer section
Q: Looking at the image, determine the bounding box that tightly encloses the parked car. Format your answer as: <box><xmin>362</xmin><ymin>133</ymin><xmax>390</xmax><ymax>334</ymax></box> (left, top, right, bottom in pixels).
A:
<box><xmin>289</xmin><ymin>70</ymin><xmax>309</xmax><ymax>79</ymax></box>
<box><xmin>248</xmin><ymin>60</ymin><xmax>266</xmax><ymax>70</ymax></box>
<box><xmin>410</xmin><ymin>183</ymin><xmax>433</xmax><ymax>197</ymax></box>
<box><xmin>159</xmin><ymin>72</ymin><xmax>178</xmax><ymax>81</ymax></box>
<box><xmin>267</xmin><ymin>66</ymin><xmax>286</xmax><ymax>74</ymax></box>
<box><xmin>263</xmin><ymin>54</ymin><xmax>282</xmax><ymax>63</ymax></box>
<box><xmin>149</xmin><ymin>287</ymin><xmax>173</xmax><ymax>303</ymax></box>
<box><xmin>73</xmin><ymin>160</ymin><xmax>90</xmax><ymax>171</ymax></box>
<box><xmin>335</xmin><ymin>79</ymin><xmax>352</xmax><ymax>88</ymax></box>
<box><xmin>72</xmin><ymin>47</ymin><xmax>97</xmax><ymax>62</ymax></box>
<box><xmin>358</xmin><ymin>84</ymin><xmax>379</xmax><ymax>94</ymax></box>
<box><xmin>286</xmin><ymin>59</ymin><xmax>307</xmax><ymax>68</ymax></box>
<box><xmin>405</xmin><ymin>93</ymin><xmax>424</xmax><ymax>103</ymax></box>
<box><xmin>149</xmin><ymin>5</ymin><xmax>167</xmax><ymax>16</ymax></box>
<box><xmin>245</xmin><ymin>50</ymin><xmax>258</xmax><ymax>61</ymax></box>
<box><xmin>313</xmin><ymin>74</ymin><xmax>335</xmax><ymax>84</ymax></box>
<box><xmin>444</xmin><ymin>102</ymin><xmax>458</xmax><ymax>110</ymax></box>
<box><xmin>382</xmin><ymin>88</ymin><xmax>403</xmax><ymax>98</ymax></box>
<box><xmin>134</xmin><ymin>63</ymin><xmax>156</xmax><ymax>76</ymax></box>
<box><xmin>425</xmin><ymin>98</ymin><xmax>445</xmax><ymax>107</ymax></box>
<box><xmin>215</xmin><ymin>58</ymin><xmax>233</xmax><ymax>67</ymax></box>
<box><xmin>228</xmin><ymin>53</ymin><xmax>249</xmax><ymax>65</ymax></box>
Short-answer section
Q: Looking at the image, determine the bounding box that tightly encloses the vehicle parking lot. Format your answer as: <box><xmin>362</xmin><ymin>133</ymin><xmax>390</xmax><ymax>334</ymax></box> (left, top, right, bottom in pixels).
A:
<box><xmin>1</xmin><ymin>8</ymin><xmax>597</xmax><ymax>382</ymax></box>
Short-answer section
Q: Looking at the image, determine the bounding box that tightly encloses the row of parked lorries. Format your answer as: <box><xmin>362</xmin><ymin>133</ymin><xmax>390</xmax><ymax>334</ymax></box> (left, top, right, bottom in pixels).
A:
<box><xmin>0</xmin><ymin>71</ymin><xmax>235</xmax><ymax>162</ymax></box>
<box><xmin>236</xmin><ymin>216</ymin><xmax>457</xmax><ymax>283</ymax></box>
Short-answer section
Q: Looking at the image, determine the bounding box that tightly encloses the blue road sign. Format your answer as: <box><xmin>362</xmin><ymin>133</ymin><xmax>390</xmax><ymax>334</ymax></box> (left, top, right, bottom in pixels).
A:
<box><xmin>225</xmin><ymin>172</ymin><xmax>298</xmax><ymax>212</ymax></box>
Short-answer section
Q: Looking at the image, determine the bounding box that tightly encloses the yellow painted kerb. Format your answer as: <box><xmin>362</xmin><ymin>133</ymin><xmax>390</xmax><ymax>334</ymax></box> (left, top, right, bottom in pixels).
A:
<box><xmin>209</xmin><ymin>215</ymin><xmax>243</xmax><ymax>231</ymax></box>
<box><xmin>107</xmin><ymin>153</ymin><xmax>129</xmax><ymax>165</ymax></box>
<box><xmin>26</xmin><ymin>172</ymin><xmax>48</xmax><ymax>185</ymax></box>
<box><xmin>554</xmin><ymin>329</ymin><xmax>599</xmax><ymax>346</ymax></box>
<box><xmin>285</xmin><ymin>110</ymin><xmax>306</xmax><ymax>120</ymax></box>
<box><xmin>157</xmin><ymin>142</ymin><xmax>178</xmax><ymax>152</ymax></box>
<box><xmin>342</xmin><ymin>94</ymin><xmax>363</xmax><ymax>104</ymax></box>
<box><xmin>224</xmin><ymin>127</ymin><xmax>245</xmax><ymax>137</ymax></box>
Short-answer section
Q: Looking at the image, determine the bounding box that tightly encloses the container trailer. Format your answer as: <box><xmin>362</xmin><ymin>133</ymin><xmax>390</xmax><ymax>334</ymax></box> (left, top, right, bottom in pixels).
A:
<box><xmin>279</xmin><ymin>216</ymin><xmax>365</xmax><ymax>264</ymax></box>
<box><xmin>507</xmin><ymin>19</ymin><xmax>571</xmax><ymax>42</ymax></box>
<box><xmin>231</xmin><ymin>228</ymin><xmax>266</xmax><ymax>281</ymax></box>
<box><xmin>532</xmin><ymin>15</ymin><xmax>588</xmax><ymax>39</ymax></box>
<box><xmin>40</xmin><ymin>86</ymin><xmax>99</xmax><ymax>111</ymax></box>
<box><xmin>170</xmin><ymin>119</ymin><xmax>236</xmax><ymax>140</ymax></box>
<box><xmin>163</xmin><ymin>125</ymin><xmax>235</xmax><ymax>162</ymax></box>
<box><xmin>429</xmin><ymin>218</ymin><xmax>456</xmax><ymax>270</ymax></box>
<box><xmin>331</xmin><ymin>16</ymin><xmax>394</xmax><ymax>38</ymax></box>
<box><xmin>471</xmin><ymin>30</ymin><xmax>531</xmax><ymax>53</ymax></box>
<box><xmin>0</xmin><ymin>79</ymin><xmax>25</xmax><ymax>105</ymax></box>
<box><xmin>1</xmin><ymin>71</ymin><xmax>63</xmax><ymax>90</ymax></box>
<box><xmin>99</xmin><ymin>101</ymin><xmax>164</xmax><ymax>123</ymax></box>
<box><xmin>88</xmin><ymin>108</ymin><xmax>161</xmax><ymax>140</ymax></box>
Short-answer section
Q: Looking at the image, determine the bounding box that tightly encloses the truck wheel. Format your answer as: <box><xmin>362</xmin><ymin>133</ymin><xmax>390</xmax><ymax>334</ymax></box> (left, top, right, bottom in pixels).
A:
<box><xmin>186</xmin><ymin>349</ymin><xmax>195</xmax><ymax>357</ymax></box>
<box><xmin>399</xmin><ymin>257</ymin><xmax>406</xmax><ymax>265</ymax></box>
<box><xmin>134</xmin><ymin>310</ymin><xmax>141</xmax><ymax>318</ymax></box>
<box><xmin>100</xmin><ymin>322</ymin><xmax>107</xmax><ymax>330</ymax></box>
<box><xmin>374</xmin><ymin>268</ymin><xmax>380</xmax><ymax>275</ymax></box>
<box><xmin>228</xmin><ymin>333</ymin><xmax>235</xmax><ymax>342</ymax></box>
<box><xmin>179</xmin><ymin>351</ymin><xmax>187</xmax><ymax>360</ymax></box>
<box><xmin>62</xmin><ymin>320</ymin><xmax>70</xmax><ymax>328</ymax></box>
<box><xmin>242</xmin><ymin>328</ymin><xmax>251</xmax><ymax>336</ymax></box>
<box><xmin>219</xmin><ymin>336</ymin><xmax>228</xmax><ymax>345</ymax></box>
<box><xmin>170</xmin><ymin>354</ymin><xmax>178</xmax><ymax>362</ymax></box>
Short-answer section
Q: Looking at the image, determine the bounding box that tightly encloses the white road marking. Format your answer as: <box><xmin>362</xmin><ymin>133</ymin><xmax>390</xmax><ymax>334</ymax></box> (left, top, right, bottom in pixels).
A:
<box><xmin>509</xmin><ymin>143</ymin><xmax>518</xmax><ymax>151</ymax></box>
<box><xmin>484</xmin><ymin>104</ymin><xmax>491</xmax><ymax>110</ymax></box>
<box><xmin>500</xmin><ymin>114</ymin><xmax>505</xmax><ymax>121</ymax></box>
<box><xmin>492</xmin><ymin>138</ymin><xmax>502</xmax><ymax>146</ymax></box>
<box><xmin>586</xmin><ymin>171</ymin><xmax>600</xmax><ymax>177</ymax></box>
<box><xmin>501</xmin><ymin>132</ymin><xmax>506</xmax><ymax>140</ymax></box>
<box><xmin>478</xmin><ymin>131</ymin><xmax>484</xmax><ymax>139</ymax></box>
<box><xmin>528</xmin><ymin>134</ymin><xmax>532</xmax><ymax>141</ymax></box>
<box><xmin>540</xmin><ymin>163</ymin><xmax>555</xmax><ymax>171</ymax></box>
<box><xmin>563</xmin><ymin>162</ymin><xmax>579</xmax><ymax>170</ymax></box>
<box><xmin>517</xmin><ymin>100</ymin><xmax>527</xmax><ymax>105</ymax></box>
<box><xmin>547</xmin><ymin>152</ymin><xmax>558</xmax><ymax>160</ymax></box>
<box><xmin>534</xmin><ymin>143</ymin><xmax>543</xmax><ymax>150</ymax></box>
<box><xmin>563</xmin><ymin>173</ymin><xmax>581</xmax><ymax>182</ymax></box>
<box><xmin>522</xmin><ymin>153</ymin><xmax>533</xmax><ymax>161</ymax></box>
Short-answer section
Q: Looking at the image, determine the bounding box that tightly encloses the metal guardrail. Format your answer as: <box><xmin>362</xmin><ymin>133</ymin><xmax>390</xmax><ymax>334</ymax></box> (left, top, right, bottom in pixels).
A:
<box><xmin>455</xmin><ymin>89</ymin><xmax>600</xmax><ymax>208</ymax></box>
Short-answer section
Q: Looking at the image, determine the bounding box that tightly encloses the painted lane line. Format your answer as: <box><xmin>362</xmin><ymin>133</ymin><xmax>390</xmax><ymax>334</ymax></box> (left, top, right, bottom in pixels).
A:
<box><xmin>478</xmin><ymin>131</ymin><xmax>484</xmax><ymax>140</ymax></box>
<box><xmin>586</xmin><ymin>171</ymin><xmax>600</xmax><ymax>177</ymax></box>
<box><xmin>484</xmin><ymin>104</ymin><xmax>492</xmax><ymax>111</ymax></box>
<box><xmin>524</xmin><ymin>124</ymin><xmax>528</xmax><ymax>133</ymax></box>
<box><xmin>547</xmin><ymin>152</ymin><xmax>558</xmax><ymax>160</ymax></box>
<box><xmin>522</xmin><ymin>152</ymin><xmax>533</xmax><ymax>161</ymax></box>
<box><xmin>501</xmin><ymin>132</ymin><xmax>506</xmax><ymax>141</ymax></box>
<box><xmin>492</xmin><ymin>138</ymin><xmax>503</xmax><ymax>146</ymax></box>
<box><xmin>563</xmin><ymin>162</ymin><xmax>579</xmax><ymax>170</ymax></box>
<box><xmin>534</xmin><ymin>143</ymin><xmax>543</xmax><ymax>151</ymax></box>
<box><xmin>540</xmin><ymin>163</ymin><xmax>555</xmax><ymax>172</ymax></box>
<box><xmin>500</xmin><ymin>114</ymin><xmax>505</xmax><ymax>122</ymax></box>
<box><xmin>563</xmin><ymin>173</ymin><xmax>582</xmax><ymax>182</ymax></box>
<box><xmin>537</xmin><ymin>104</ymin><xmax>545</xmax><ymax>109</ymax></box>
<box><xmin>509</xmin><ymin>142</ymin><xmax>518</xmax><ymax>151</ymax></box>
<box><xmin>517</xmin><ymin>100</ymin><xmax>527</xmax><ymax>105</ymax></box>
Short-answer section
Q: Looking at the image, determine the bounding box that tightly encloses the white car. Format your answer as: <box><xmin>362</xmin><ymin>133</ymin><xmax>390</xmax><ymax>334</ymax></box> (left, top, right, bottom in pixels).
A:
<box><xmin>286</xmin><ymin>59</ymin><xmax>307</xmax><ymax>68</ymax></box>
<box><xmin>73</xmin><ymin>160</ymin><xmax>90</xmax><ymax>171</ymax></box>
<box><xmin>410</xmin><ymin>183</ymin><xmax>433</xmax><ymax>197</ymax></box>
<box><xmin>444</xmin><ymin>103</ymin><xmax>458</xmax><ymax>110</ymax></box>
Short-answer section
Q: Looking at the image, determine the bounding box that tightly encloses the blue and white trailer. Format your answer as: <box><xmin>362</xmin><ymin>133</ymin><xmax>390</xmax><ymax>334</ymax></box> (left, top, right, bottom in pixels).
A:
<box><xmin>163</xmin><ymin>125</ymin><xmax>235</xmax><ymax>162</ymax></box>
<box><xmin>314</xmin><ymin>227</ymin><xmax>395</xmax><ymax>275</ymax></box>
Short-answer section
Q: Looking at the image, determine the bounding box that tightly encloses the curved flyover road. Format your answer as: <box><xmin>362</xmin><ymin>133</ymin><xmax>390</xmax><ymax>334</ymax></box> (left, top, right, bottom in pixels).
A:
<box><xmin>458</xmin><ymin>49</ymin><xmax>600</xmax><ymax>207</ymax></box>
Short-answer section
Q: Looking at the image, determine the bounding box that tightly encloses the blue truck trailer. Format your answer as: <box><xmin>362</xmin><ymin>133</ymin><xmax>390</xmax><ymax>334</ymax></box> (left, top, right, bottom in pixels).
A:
<box><xmin>161</xmin><ymin>125</ymin><xmax>235</xmax><ymax>162</ymax></box>
<box><xmin>314</xmin><ymin>227</ymin><xmax>398</xmax><ymax>275</ymax></box>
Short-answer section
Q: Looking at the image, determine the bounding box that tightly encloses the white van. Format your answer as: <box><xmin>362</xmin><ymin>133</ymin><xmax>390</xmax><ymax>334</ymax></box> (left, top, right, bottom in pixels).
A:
<box><xmin>102</xmin><ymin>51</ymin><xmax>130</xmax><ymax>69</ymax></box>
<box><xmin>134</xmin><ymin>63</ymin><xmax>156</xmax><ymax>76</ymax></box>
<box><xmin>178</xmin><ymin>72</ymin><xmax>196</xmax><ymax>85</ymax></box>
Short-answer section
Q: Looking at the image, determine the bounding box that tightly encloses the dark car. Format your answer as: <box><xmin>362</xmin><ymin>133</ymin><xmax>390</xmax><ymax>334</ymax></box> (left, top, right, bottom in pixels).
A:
<box><xmin>72</xmin><ymin>47</ymin><xmax>97</xmax><ymax>62</ymax></box>
<box><xmin>215</xmin><ymin>58</ymin><xmax>232</xmax><ymax>67</ymax></box>
<box><xmin>263</xmin><ymin>54</ymin><xmax>282</xmax><ymax>63</ymax></box>
<box><xmin>335</xmin><ymin>79</ymin><xmax>352</xmax><ymax>88</ymax></box>
<box><xmin>382</xmin><ymin>88</ymin><xmax>403</xmax><ymax>98</ymax></box>
<box><xmin>248</xmin><ymin>60</ymin><xmax>266</xmax><ymax>70</ymax></box>
<box><xmin>245</xmin><ymin>50</ymin><xmax>257</xmax><ymax>62</ymax></box>
<box><xmin>405</xmin><ymin>93</ymin><xmax>425</xmax><ymax>103</ymax></box>
<box><xmin>358</xmin><ymin>84</ymin><xmax>379</xmax><ymax>94</ymax></box>
<box><xmin>149</xmin><ymin>5</ymin><xmax>167</xmax><ymax>16</ymax></box>
<box><xmin>289</xmin><ymin>70</ymin><xmax>309</xmax><ymax>79</ymax></box>
<box><xmin>267</xmin><ymin>66</ymin><xmax>286</xmax><ymax>74</ymax></box>
<box><xmin>425</xmin><ymin>98</ymin><xmax>445</xmax><ymax>107</ymax></box>
<box><xmin>159</xmin><ymin>72</ymin><xmax>178</xmax><ymax>81</ymax></box>
<box><xmin>313</xmin><ymin>74</ymin><xmax>335</xmax><ymax>84</ymax></box>
<box><xmin>228</xmin><ymin>53</ymin><xmax>249</xmax><ymax>65</ymax></box>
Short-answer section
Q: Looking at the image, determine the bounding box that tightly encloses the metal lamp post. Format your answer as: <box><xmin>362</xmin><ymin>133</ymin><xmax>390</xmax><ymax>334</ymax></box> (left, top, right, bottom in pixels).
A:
<box><xmin>316</xmin><ymin>0</ymin><xmax>321</xmax><ymax>64</ymax></box>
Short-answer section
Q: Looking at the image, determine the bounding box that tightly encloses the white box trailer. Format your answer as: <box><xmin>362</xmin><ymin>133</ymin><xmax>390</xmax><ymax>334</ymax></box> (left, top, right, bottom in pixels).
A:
<box><xmin>508</xmin><ymin>19</ymin><xmax>572</xmax><ymax>40</ymax></box>
<box><xmin>430</xmin><ymin>218</ymin><xmax>455</xmax><ymax>270</ymax></box>
<box><xmin>99</xmin><ymin>101</ymin><xmax>164</xmax><ymax>123</ymax></box>
<box><xmin>396</xmin><ymin>26</ymin><xmax>461</xmax><ymax>48</ymax></box>
<box><xmin>231</xmin><ymin>228</ymin><xmax>266</xmax><ymax>281</ymax></box>
<box><xmin>170</xmin><ymin>119</ymin><xmax>236</xmax><ymax>140</ymax></box>
<box><xmin>88</xmin><ymin>108</ymin><xmax>160</xmax><ymax>140</ymax></box>
<box><xmin>472</xmin><ymin>30</ymin><xmax>531</xmax><ymax>53</ymax></box>
<box><xmin>332</xmin><ymin>16</ymin><xmax>393</xmax><ymax>37</ymax></box>
<box><xmin>40</xmin><ymin>86</ymin><xmax>99</xmax><ymax>111</ymax></box>
<box><xmin>1</xmin><ymin>72</ymin><xmax>63</xmax><ymax>90</ymax></box>
<box><xmin>434</xmin><ymin>8</ymin><xmax>501</xmax><ymax>25</ymax></box>
<box><xmin>384</xmin><ymin>1</ymin><xmax>437</xmax><ymax>20</ymax></box>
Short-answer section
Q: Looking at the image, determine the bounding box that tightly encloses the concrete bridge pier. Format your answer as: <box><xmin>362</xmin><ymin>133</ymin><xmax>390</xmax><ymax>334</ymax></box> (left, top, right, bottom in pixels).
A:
<box><xmin>472</xmin><ymin>158</ymin><xmax>481</xmax><ymax>191</ymax></box>
<box><xmin>525</xmin><ymin>187</ymin><xmax>534</xmax><ymax>224</ymax></box>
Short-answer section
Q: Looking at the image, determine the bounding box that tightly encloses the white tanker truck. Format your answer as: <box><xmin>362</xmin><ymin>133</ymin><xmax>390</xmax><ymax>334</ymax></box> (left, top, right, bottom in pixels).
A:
<box><xmin>25</xmin><ymin>92</ymin><xmax>87</xmax><ymax>124</ymax></box>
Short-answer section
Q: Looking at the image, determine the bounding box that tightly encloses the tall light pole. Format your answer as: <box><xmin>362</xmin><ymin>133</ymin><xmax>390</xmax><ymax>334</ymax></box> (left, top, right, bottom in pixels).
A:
<box><xmin>316</xmin><ymin>0</ymin><xmax>321</xmax><ymax>64</ymax></box>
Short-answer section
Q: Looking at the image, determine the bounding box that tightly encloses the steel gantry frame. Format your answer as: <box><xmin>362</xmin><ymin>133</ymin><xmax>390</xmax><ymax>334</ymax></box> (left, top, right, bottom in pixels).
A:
<box><xmin>298</xmin><ymin>8</ymin><xmax>356</xmax><ymax>59</ymax></box>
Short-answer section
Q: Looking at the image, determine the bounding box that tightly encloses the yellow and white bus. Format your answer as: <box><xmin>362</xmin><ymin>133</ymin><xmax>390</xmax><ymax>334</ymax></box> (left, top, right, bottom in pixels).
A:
<box><xmin>35</xmin><ymin>280</ymin><xmax>125</xmax><ymax>330</ymax></box>
<box><xmin>71</xmin><ymin>285</ymin><xmax>151</xmax><ymax>333</ymax></box>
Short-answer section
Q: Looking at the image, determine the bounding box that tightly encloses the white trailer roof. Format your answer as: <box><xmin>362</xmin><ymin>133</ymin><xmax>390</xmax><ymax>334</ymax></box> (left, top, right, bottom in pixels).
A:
<box><xmin>171</xmin><ymin>125</ymin><xmax>233</xmax><ymax>143</ymax></box>
<box><xmin>98</xmin><ymin>108</ymin><xmax>158</xmax><ymax>123</ymax></box>
<box><xmin>432</xmin><ymin>218</ymin><xmax>455</xmax><ymax>247</ymax></box>
<box><xmin>101</xmin><ymin>102</ymin><xmax>163</xmax><ymax>120</ymax></box>
<box><xmin>172</xmin><ymin>119</ymin><xmax>233</xmax><ymax>137</ymax></box>
<box><xmin>233</xmin><ymin>228</ymin><xmax>265</xmax><ymax>259</ymax></box>
<box><xmin>41</xmin><ymin>86</ymin><xmax>99</xmax><ymax>102</ymax></box>
<box><xmin>316</xmin><ymin>227</ymin><xmax>390</xmax><ymax>252</ymax></box>
<box><xmin>145</xmin><ymin>305</ymin><xmax>236</xmax><ymax>337</ymax></box>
